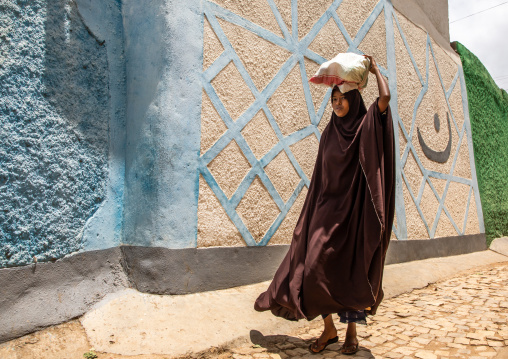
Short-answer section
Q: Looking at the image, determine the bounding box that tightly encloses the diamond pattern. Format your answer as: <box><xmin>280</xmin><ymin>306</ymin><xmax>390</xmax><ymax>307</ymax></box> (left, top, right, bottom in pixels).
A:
<box><xmin>199</xmin><ymin>0</ymin><xmax>483</xmax><ymax>245</ymax></box>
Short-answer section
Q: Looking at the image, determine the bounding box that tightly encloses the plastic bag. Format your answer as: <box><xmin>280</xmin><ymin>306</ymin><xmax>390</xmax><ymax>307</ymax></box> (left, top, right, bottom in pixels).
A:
<box><xmin>309</xmin><ymin>52</ymin><xmax>370</xmax><ymax>93</ymax></box>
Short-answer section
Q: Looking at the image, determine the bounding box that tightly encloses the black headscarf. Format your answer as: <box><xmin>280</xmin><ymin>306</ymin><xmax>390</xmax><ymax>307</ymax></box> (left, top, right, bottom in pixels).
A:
<box><xmin>331</xmin><ymin>87</ymin><xmax>367</xmax><ymax>138</ymax></box>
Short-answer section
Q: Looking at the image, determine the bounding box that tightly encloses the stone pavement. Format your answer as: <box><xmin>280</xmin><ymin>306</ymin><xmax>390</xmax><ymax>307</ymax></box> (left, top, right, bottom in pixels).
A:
<box><xmin>0</xmin><ymin>253</ymin><xmax>507</xmax><ymax>358</ymax></box>
<box><xmin>214</xmin><ymin>264</ymin><xmax>508</xmax><ymax>359</ymax></box>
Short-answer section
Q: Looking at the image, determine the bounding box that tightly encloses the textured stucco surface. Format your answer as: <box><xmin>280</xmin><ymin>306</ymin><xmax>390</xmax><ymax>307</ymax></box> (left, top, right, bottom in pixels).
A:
<box><xmin>0</xmin><ymin>0</ymin><xmax>111</xmax><ymax>267</ymax></box>
<box><xmin>237</xmin><ymin>177</ymin><xmax>280</xmax><ymax>243</ymax></box>
<box><xmin>267</xmin><ymin>64</ymin><xmax>311</xmax><ymax>137</ymax></box>
<box><xmin>122</xmin><ymin>0</ymin><xmax>202</xmax><ymax>248</ymax></box>
<box><xmin>2</xmin><ymin>0</ymin><xmax>484</xmax><ymax>267</ymax></box>
<box><xmin>392</xmin><ymin>9</ymin><xmax>479</xmax><ymax>240</ymax></box>
<box><xmin>198</xmin><ymin>0</ymin><xmax>482</xmax><ymax>247</ymax></box>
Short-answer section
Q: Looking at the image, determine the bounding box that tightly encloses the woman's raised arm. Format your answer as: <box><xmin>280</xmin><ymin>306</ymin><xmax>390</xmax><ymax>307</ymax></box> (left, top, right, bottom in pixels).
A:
<box><xmin>364</xmin><ymin>55</ymin><xmax>390</xmax><ymax>113</ymax></box>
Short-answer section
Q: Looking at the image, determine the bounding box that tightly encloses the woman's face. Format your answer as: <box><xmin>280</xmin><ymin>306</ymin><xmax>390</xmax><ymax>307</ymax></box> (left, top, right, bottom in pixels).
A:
<box><xmin>332</xmin><ymin>90</ymin><xmax>349</xmax><ymax>117</ymax></box>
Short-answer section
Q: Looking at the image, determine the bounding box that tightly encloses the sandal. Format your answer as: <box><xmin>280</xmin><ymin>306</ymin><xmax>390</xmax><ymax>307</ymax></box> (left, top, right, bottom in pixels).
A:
<box><xmin>340</xmin><ymin>342</ymin><xmax>359</xmax><ymax>355</ymax></box>
<box><xmin>308</xmin><ymin>336</ymin><xmax>338</xmax><ymax>354</ymax></box>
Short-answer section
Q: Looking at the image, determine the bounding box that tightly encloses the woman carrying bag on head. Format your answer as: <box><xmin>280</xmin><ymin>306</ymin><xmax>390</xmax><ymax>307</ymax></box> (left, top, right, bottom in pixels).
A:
<box><xmin>254</xmin><ymin>54</ymin><xmax>395</xmax><ymax>355</ymax></box>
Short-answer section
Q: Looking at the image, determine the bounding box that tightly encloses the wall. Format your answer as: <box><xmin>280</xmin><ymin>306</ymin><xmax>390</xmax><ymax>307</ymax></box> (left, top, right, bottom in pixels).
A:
<box><xmin>0</xmin><ymin>0</ymin><xmax>490</xmax><ymax>341</ymax></box>
<box><xmin>197</xmin><ymin>0</ymin><xmax>484</xmax><ymax>247</ymax></box>
<box><xmin>0</xmin><ymin>0</ymin><xmax>484</xmax><ymax>266</ymax></box>
<box><xmin>454</xmin><ymin>42</ymin><xmax>508</xmax><ymax>246</ymax></box>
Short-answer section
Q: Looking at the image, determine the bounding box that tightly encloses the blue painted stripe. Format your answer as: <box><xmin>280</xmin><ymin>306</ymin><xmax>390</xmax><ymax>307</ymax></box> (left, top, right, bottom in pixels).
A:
<box><xmin>298</xmin><ymin>55</ymin><xmax>318</xmax><ymax>125</ymax></box>
<box><xmin>266</xmin><ymin>0</ymin><xmax>293</xmax><ymax>43</ymax></box>
<box><xmin>352</xmin><ymin>0</ymin><xmax>384</xmax><ymax>48</ymax></box>
<box><xmin>463</xmin><ymin>186</ymin><xmax>473</xmax><ymax>233</ymax></box>
<box><xmin>258</xmin><ymin>179</ymin><xmax>306</xmax><ymax>246</ymax></box>
<box><xmin>446</xmin><ymin>70</ymin><xmax>460</xmax><ymax>99</ymax></box>
<box><xmin>429</xmin><ymin>122</ymin><xmax>467</xmax><ymax>237</ymax></box>
<box><xmin>384</xmin><ymin>0</ymin><xmax>407</xmax><ymax>240</ymax></box>
<box><xmin>199</xmin><ymin>161</ymin><xmax>257</xmax><ymax>246</ymax></box>
<box><xmin>304</xmin><ymin>49</ymin><xmax>327</xmax><ymax>64</ymax></box>
<box><xmin>292</xmin><ymin>0</ymin><xmax>297</xmax><ymax>39</ymax></box>
<box><xmin>426</xmin><ymin>171</ymin><xmax>472</xmax><ymax>186</ymax></box>
<box><xmin>203</xmin><ymin>51</ymin><xmax>231</xmax><ymax>82</ymax></box>
<box><xmin>330</xmin><ymin>10</ymin><xmax>354</xmax><ymax>47</ymax></box>
<box><xmin>392</xmin><ymin>12</ymin><xmax>424</xmax><ymax>85</ymax></box>
<box><xmin>299</xmin><ymin>0</ymin><xmax>343</xmax><ymax>50</ymax></box>
<box><xmin>198</xmin><ymin>0</ymin><xmax>484</xmax><ymax>246</ymax></box>
<box><xmin>317</xmin><ymin>87</ymin><xmax>333</xmax><ymax>128</ymax></box>
<box><xmin>401</xmin><ymin>170</ymin><xmax>431</xmax><ymax>236</ymax></box>
<box><xmin>206</xmin><ymin>1</ymin><xmax>289</xmax><ymax>49</ymax></box>
<box><xmin>458</xmin><ymin>66</ymin><xmax>485</xmax><ymax>232</ymax></box>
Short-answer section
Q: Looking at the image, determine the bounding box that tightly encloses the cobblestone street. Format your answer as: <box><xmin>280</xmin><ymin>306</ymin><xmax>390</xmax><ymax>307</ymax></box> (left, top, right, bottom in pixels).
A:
<box><xmin>212</xmin><ymin>263</ymin><xmax>508</xmax><ymax>359</ymax></box>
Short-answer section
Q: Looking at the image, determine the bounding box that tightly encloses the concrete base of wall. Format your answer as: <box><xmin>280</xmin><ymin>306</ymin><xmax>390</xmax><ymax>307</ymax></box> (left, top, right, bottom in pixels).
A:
<box><xmin>385</xmin><ymin>233</ymin><xmax>487</xmax><ymax>264</ymax></box>
<box><xmin>0</xmin><ymin>234</ymin><xmax>488</xmax><ymax>343</ymax></box>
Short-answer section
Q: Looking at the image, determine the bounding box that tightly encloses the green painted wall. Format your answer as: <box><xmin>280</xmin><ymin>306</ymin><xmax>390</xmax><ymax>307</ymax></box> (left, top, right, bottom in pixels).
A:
<box><xmin>453</xmin><ymin>42</ymin><xmax>508</xmax><ymax>246</ymax></box>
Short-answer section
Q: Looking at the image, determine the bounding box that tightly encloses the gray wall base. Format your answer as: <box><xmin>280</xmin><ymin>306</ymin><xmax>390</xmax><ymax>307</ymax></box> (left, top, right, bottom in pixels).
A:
<box><xmin>385</xmin><ymin>234</ymin><xmax>487</xmax><ymax>264</ymax></box>
<box><xmin>0</xmin><ymin>234</ymin><xmax>486</xmax><ymax>343</ymax></box>
<box><xmin>0</xmin><ymin>247</ymin><xmax>128</xmax><ymax>343</ymax></box>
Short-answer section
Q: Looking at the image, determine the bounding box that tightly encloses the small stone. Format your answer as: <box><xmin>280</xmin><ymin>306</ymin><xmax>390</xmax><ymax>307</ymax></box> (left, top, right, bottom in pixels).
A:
<box><xmin>470</xmin><ymin>339</ymin><xmax>488</xmax><ymax>345</ymax></box>
<box><xmin>429</xmin><ymin>329</ymin><xmax>447</xmax><ymax>336</ymax></box>
<box><xmin>436</xmin><ymin>336</ymin><xmax>453</xmax><ymax>343</ymax></box>
<box><xmin>384</xmin><ymin>352</ymin><xmax>404</xmax><ymax>358</ymax></box>
<box><xmin>322</xmin><ymin>352</ymin><xmax>337</xmax><ymax>358</ymax></box>
<box><xmin>434</xmin><ymin>350</ymin><xmax>449</xmax><ymax>356</ymax></box>
<box><xmin>412</xmin><ymin>337</ymin><xmax>432</xmax><ymax>345</ymax></box>
<box><xmin>233</xmin><ymin>347</ymin><xmax>256</xmax><ymax>355</ymax></box>
<box><xmin>478</xmin><ymin>352</ymin><xmax>497</xmax><ymax>357</ymax></box>
<box><xmin>477</xmin><ymin>330</ymin><xmax>495</xmax><ymax>337</ymax></box>
<box><xmin>447</xmin><ymin>343</ymin><xmax>466</xmax><ymax>349</ymax></box>
<box><xmin>414</xmin><ymin>327</ymin><xmax>430</xmax><ymax>334</ymax></box>
<box><xmin>408</xmin><ymin>341</ymin><xmax>424</xmax><ymax>348</ymax></box>
<box><xmin>487</xmin><ymin>340</ymin><xmax>503</xmax><ymax>347</ymax></box>
<box><xmin>396</xmin><ymin>334</ymin><xmax>411</xmax><ymax>341</ymax></box>
<box><xmin>253</xmin><ymin>354</ymin><xmax>270</xmax><ymax>358</ymax></box>
<box><xmin>486</xmin><ymin>335</ymin><xmax>504</xmax><ymax>341</ymax></box>
<box><xmin>393</xmin><ymin>347</ymin><xmax>416</xmax><ymax>355</ymax></box>
<box><xmin>369</xmin><ymin>336</ymin><xmax>387</xmax><ymax>344</ymax></box>
<box><xmin>285</xmin><ymin>348</ymin><xmax>308</xmax><ymax>356</ymax></box>
<box><xmin>276</xmin><ymin>343</ymin><xmax>295</xmax><ymax>350</ymax></box>
<box><xmin>414</xmin><ymin>351</ymin><xmax>437</xmax><ymax>359</ymax></box>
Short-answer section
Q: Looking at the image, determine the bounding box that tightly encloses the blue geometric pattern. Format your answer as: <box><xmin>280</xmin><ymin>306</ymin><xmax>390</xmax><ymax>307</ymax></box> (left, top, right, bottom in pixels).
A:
<box><xmin>199</xmin><ymin>0</ymin><xmax>484</xmax><ymax>245</ymax></box>
<box><xmin>392</xmin><ymin>11</ymin><xmax>485</xmax><ymax>238</ymax></box>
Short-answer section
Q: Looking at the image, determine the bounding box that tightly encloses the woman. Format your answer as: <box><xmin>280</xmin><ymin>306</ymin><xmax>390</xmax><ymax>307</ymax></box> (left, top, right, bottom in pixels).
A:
<box><xmin>254</xmin><ymin>55</ymin><xmax>395</xmax><ymax>355</ymax></box>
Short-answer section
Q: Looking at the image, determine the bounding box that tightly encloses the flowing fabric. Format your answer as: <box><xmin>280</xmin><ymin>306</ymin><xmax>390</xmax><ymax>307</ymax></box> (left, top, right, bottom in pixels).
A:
<box><xmin>254</xmin><ymin>90</ymin><xmax>395</xmax><ymax>321</ymax></box>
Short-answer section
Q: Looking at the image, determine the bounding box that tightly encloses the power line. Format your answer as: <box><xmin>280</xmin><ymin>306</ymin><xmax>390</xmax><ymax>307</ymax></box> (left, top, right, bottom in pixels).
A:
<box><xmin>450</xmin><ymin>1</ymin><xmax>508</xmax><ymax>23</ymax></box>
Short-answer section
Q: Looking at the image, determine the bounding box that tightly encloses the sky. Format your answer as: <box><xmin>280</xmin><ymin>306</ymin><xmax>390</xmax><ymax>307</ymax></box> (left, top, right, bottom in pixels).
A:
<box><xmin>448</xmin><ymin>0</ymin><xmax>508</xmax><ymax>91</ymax></box>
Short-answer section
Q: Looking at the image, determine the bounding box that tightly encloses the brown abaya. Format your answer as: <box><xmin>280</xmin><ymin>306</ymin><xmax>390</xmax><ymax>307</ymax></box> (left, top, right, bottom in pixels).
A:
<box><xmin>254</xmin><ymin>89</ymin><xmax>395</xmax><ymax>321</ymax></box>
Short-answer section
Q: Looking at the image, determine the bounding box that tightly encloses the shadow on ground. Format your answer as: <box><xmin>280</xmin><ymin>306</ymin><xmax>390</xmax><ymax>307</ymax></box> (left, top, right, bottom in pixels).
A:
<box><xmin>249</xmin><ymin>329</ymin><xmax>375</xmax><ymax>358</ymax></box>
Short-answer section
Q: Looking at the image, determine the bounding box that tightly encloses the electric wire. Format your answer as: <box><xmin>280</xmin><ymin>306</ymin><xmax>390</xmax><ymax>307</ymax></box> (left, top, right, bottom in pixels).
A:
<box><xmin>450</xmin><ymin>1</ymin><xmax>508</xmax><ymax>23</ymax></box>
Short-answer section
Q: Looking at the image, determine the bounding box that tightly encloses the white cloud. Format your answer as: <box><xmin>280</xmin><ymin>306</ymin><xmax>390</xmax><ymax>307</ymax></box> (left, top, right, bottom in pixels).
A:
<box><xmin>449</xmin><ymin>0</ymin><xmax>508</xmax><ymax>90</ymax></box>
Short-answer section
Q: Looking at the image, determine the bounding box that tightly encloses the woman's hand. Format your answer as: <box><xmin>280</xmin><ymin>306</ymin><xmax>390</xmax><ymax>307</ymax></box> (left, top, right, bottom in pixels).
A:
<box><xmin>363</xmin><ymin>55</ymin><xmax>377</xmax><ymax>74</ymax></box>
<box><xmin>363</xmin><ymin>54</ymin><xmax>390</xmax><ymax>114</ymax></box>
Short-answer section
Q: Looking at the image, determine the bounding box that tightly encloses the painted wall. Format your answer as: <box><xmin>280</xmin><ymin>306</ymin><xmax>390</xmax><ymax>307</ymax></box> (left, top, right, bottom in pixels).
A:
<box><xmin>0</xmin><ymin>0</ymin><xmax>125</xmax><ymax>268</ymax></box>
<box><xmin>1</xmin><ymin>0</ymin><xmax>485</xmax><ymax>268</ymax></box>
<box><xmin>454</xmin><ymin>42</ymin><xmax>508</xmax><ymax>246</ymax></box>
<box><xmin>198</xmin><ymin>0</ymin><xmax>484</xmax><ymax>247</ymax></box>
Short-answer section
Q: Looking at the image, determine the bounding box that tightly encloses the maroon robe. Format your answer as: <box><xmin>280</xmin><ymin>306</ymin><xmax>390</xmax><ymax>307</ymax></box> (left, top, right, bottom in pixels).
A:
<box><xmin>254</xmin><ymin>90</ymin><xmax>395</xmax><ymax>321</ymax></box>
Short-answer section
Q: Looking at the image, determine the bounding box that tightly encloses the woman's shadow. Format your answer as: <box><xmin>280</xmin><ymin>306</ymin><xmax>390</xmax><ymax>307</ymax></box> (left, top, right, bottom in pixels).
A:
<box><xmin>249</xmin><ymin>330</ymin><xmax>374</xmax><ymax>357</ymax></box>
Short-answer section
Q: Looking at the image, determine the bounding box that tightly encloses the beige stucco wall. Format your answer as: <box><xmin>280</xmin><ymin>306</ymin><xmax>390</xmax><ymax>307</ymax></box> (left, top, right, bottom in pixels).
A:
<box><xmin>198</xmin><ymin>0</ymin><xmax>481</xmax><ymax>247</ymax></box>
